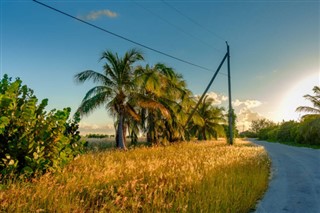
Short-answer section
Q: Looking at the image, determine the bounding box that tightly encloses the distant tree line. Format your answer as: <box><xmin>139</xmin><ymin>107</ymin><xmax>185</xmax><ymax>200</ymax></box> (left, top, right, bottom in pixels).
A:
<box><xmin>240</xmin><ymin>86</ymin><xmax>320</xmax><ymax>145</ymax></box>
<box><xmin>85</xmin><ymin>134</ymin><xmax>112</xmax><ymax>138</ymax></box>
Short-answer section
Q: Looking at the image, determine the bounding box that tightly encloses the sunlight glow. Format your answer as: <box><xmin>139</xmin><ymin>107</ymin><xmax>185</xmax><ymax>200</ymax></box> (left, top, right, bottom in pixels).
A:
<box><xmin>276</xmin><ymin>72</ymin><xmax>320</xmax><ymax>122</ymax></box>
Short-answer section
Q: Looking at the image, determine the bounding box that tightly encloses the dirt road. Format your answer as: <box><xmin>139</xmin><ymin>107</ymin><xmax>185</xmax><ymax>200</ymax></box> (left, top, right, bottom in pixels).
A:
<box><xmin>250</xmin><ymin>139</ymin><xmax>320</xmax><ymax>213</ymax></box>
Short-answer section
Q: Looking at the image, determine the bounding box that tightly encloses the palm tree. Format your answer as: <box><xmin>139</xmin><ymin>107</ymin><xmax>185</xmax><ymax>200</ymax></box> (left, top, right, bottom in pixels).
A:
<box><xmin>134</xmin><ymin>63</ymin><xmax>190</xmax><ymax>144</ymax></box>
<box><xmin>189</xmin><ymin>96</ymin><xmax>226</xmax><ymax>140</ymax></box>
<box><xmin>296</xmin><ymin>86</ymin><xmax>320</xmax><ymax>118</ymax></box>
<box><xmin>74</xmin><ymin>49</ymin><xmax>144</xmax><ymax>149</ymax></box>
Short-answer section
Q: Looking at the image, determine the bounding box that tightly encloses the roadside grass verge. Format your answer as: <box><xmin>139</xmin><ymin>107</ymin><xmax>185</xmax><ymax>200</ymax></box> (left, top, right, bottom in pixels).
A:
<box><xmin>0</xmin><ymin>139</ymin><xmax>270</xmax><ymax>212</ymax></box>
<box><xmin>263</xmin><ymin>139</ymin><xmax>320</xmax><ymax>149</ymax></box>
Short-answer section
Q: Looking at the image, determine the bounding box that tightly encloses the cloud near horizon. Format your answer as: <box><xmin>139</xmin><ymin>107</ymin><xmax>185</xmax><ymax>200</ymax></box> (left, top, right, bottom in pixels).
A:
<box><xmin>79</xmin><ymin>122</ymin><xmax>115</xmax><ymax>135</ymax></box>
<box><xmin>195</xmin><ymin>91</ymin><xmax>228</xmax><ymax>105</ymax></box>
<box><xmin>232</xmin><ymin>99</ymin><xmax>262</xmax><ymax>109</ymax></box>
<box><xmin>79</xmin><ymin>9</ymin><xmax>118</xmax><ymax>21</ymax></box>
<box><xmin>232</xmin><ymin>99</ymin><xmax>264</xmax><ymax>131</ymax></box>
<box><xmin>195</xmin><ymin>92</ymin><xmax>265</xmax><ymax>131</ymax></box>
<box><xmin>236</xmin><ymin>107</ymin><xmax>264</xmax><ymax>131</ymax></box>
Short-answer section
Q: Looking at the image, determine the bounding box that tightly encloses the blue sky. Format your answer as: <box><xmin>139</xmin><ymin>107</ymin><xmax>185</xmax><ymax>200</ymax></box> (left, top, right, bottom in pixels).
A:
<box><xmin>1</xmin><ymin>0</ymin><xmax>319</xmax><ymax>134</ymax></box>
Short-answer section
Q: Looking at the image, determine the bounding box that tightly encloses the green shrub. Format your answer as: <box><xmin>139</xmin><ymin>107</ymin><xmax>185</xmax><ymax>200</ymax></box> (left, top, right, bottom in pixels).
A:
<box><xmin>258</xmin><ymin>125</ymin><xmax>278</xmax><ymax>141</ymax></box>
<box><xmin>267</xmin><ymin>126</ymin><xmax>279</xmax><ymax>141</ymax></box>
<box><xmin>297</xmin><ymin>116</ymin><xmax>320</xmax><ymax>145</ymax></box>
<box><xmin>276</xmin><ymin>120</ymin><xmax>299</xmax><ymax>142</ymax></box>
<box><xmin>0</xmin><ymin>75</ymin><xmax>85</xmax><ymax>180</ymax></box>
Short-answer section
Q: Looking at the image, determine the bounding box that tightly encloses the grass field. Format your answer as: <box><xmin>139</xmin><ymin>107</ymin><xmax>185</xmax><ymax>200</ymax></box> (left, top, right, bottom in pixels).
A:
<box><xmin>0</xmin><ymin>139</ymin><xmax>270</xmax><ymax>212</ymax></box>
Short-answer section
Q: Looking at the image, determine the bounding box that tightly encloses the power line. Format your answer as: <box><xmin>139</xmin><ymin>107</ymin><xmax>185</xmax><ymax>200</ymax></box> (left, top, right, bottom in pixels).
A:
<box><xmin>161</xmin><ymin>0</ymin><xmax>226</xmax><ymax>42</ymax></box>
<box><xmin>32</xmin><ymin>0</ymin><xmax>228</xmax><ymax>76</ymax></box>
<box><xmin>133</xmin><ymin>1</ymin><xmax>224</xmax><ymax>53</ymax></box>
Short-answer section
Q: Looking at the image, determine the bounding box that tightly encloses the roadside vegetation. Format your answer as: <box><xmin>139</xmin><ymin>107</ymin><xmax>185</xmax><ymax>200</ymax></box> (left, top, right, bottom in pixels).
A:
<box><xmin>240</xmin><ymin>86</ymin><xmax>320</xmax><ymax>147</ymax></box>
<box><xmin>0</xmin><ymin>75</ymin><xmax>86</xmax><ymax>180</ymax></box>
<box><xmin>0</xmin><ymin>140</ymin><xmax>270</xmax><ymax>212</ymax></box>
<box><xmin>1</xmin><ymin>49</ymin><xmax>270</xmax><ymax>211</ymax></box>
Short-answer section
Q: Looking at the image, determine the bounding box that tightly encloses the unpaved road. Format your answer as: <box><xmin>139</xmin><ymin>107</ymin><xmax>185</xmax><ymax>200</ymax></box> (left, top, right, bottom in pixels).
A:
<box><xmin>250</xmin><ymin>139</ymin><xmax>320</xmax><ymax>213</ymax></box>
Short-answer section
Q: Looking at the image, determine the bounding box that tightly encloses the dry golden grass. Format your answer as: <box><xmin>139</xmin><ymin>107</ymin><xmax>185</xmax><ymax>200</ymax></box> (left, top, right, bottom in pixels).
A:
<box><xmin>0</xmin><ymin>139</ymin><xmax>270</xmax><ymax>212</ymax></box>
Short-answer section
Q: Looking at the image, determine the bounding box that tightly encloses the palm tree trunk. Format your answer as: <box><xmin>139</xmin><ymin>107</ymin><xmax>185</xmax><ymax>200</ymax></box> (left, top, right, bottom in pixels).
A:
<box><xmin>123</xmin><ymin>124</ymin><xmax>127</xmax><ymax>147</ymax></box>
<box><xmin>117</xmin><ymin>112</ymin><xmax>126</xmax><ymax>149</ymax></box>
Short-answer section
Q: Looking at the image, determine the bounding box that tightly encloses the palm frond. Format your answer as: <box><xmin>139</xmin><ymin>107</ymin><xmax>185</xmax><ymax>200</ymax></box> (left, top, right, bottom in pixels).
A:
<box><xmin>123</xmin><ymin>48</ymin><xmax>144</xmax><ymax>65</ymax></box>
<box><xmin>125</xmin><ymin>104</ymin><xmax>140</xmax><ymax>122</ymax></box>
<box><xmin>296</xmin><ymin>106</ymin><xmax>320</xmax><ymax>114</ymax></box>
<box><xmin>82</xmin><ymin>86</ymin><xmax>113</xmax><ymax>101</ymax></box>
<box><xmin>77</xmin><ymin>91</ymin><xmax>109</xmax><ymax>116</ymax></box>
<box><xmin>138</xmin><ymin>99</ymin><xmax>171</xmax><ymax>119</ymax></box>
<box><xmin>74</xmin><ymin>70</ymin><xmax>112</xmax><ymax>85</ymax></box>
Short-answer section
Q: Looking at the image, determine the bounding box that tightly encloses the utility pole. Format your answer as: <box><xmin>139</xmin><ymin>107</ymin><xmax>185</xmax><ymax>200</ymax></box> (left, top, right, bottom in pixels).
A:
<box><xmin>226</xmin><ymin>42</ymin><xmax>234</xmax><ymax>145</ymax></box>
<box><xmin>184</xmin><ymin>52</ymin><xmax>228</xmax><ymax>129</ymax></box>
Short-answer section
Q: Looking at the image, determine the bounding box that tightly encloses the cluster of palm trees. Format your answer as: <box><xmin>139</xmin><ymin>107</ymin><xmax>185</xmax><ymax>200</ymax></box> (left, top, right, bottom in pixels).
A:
<box><xmin>75</xmin><ymin>49</ymin><xmax>226</xmax><ymax>149</ymax></box>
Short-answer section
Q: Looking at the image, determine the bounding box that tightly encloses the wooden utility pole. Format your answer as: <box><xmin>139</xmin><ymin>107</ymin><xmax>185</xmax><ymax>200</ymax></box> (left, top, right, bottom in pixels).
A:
<box><xmin>226</xmin><ymin>42</ymin><xmax>234</xmax><ymax>145</ymax></box>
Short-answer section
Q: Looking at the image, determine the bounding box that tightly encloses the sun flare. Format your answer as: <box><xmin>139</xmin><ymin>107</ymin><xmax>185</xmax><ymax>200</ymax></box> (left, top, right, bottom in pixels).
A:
<box><xmin>277</xmin><ymin>72</ymin><xmax>320</xmax><ymax>122</ymax></box>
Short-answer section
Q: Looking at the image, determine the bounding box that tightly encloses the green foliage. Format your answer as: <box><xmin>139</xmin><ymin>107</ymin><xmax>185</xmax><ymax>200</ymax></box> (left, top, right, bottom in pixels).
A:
<box><xmin>0</xmin><ymin>75</ymin><xmax>85</xmax><ymax>180</ymax></box>
<box><xmin>297</xmin><ymin>116</ymin><xmax>320</xmax><ymax>145</ymax></box>
<box><xmin>188</xmin><ymin>96</ymin><xmax>226</xmax><ymax>141</ymax></box>
<box><xmin>276</xmin><ymin>121</ymin><xmax>298</xmax><ymax>142</ymax></box>
<box><xmin>250</xmin><ymin>119</ymin><xmax>275</xmax><ymax>136</ymax></box>
<box><xmin>252</xmin><ymin>117</ymin><xmax>320</xmax><ymax>146</ymax></box>
<box><xmin>239</xmin><ymin>130</ymin><xmax>257</xmax><ymax>138</ymax></box>
<box><xmin>248</xmin><ymin>85</ymin><xmax>320</xmax><ymax>146</ymax></box>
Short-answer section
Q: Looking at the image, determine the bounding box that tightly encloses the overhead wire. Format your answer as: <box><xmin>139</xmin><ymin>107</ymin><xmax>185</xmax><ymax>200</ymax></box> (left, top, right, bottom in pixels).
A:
<box><xmin>161</xmin><ymin>0</ymin><xmax>226</xmax><ymax>42</ymax></box>
<box><xmin>32</xmin><ymin>0</ymin><xmax>228</xmax><ymax>77</ymax></box>
<box><xmin>132</xmin><ymin>0</ymin><xmax>224</xmax><ymax>54</ymax></box>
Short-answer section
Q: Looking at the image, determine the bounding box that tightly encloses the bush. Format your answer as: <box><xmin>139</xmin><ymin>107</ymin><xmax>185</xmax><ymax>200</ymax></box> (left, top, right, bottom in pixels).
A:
<box><xmin>297</xmin><ymin>116</ymin><xmax>320</xmax><ymax>145</ymax></box>
<box><xmin>239</xmin><ymin>130</ymin><xmax>257</xmax><ymax>138</ymax></box>
<box><xmin>276</xmin><ymin>120</ymin><xmax>298</xmax><ymax>142</ymax></box>
<box><xmin>0</xmin><ymin>75</ymin><xmax>86</xmax><ymax>180</ymax></box>
<box><xmin>258</xmin><ymin>125</ymin><xmax>278</xmax><ymax>141</ymax></box>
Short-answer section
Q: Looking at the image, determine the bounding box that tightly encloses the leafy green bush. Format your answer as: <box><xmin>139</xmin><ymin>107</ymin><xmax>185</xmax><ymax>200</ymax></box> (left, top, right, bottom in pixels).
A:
<box><xmin>276</xmin><ymin>120</ymin><xmax>298</xmax><ymax>142</ymax></box>
<box><xmin>297</xmin><ymin>116</ymin><xmax>320</xmax><ymax>145</ymax></box>
<box><xmin>252</xmin><ymin>117</ymin><xmax>320</xmax><ymax>146</ymax></box>
<box><xmin>266</xmin><ymin>126</ymin><xmax>279</xmax><ymax>141</ymax></box>
<box><xmin>238</xmin><ymin>130</ymin><xmax>257</xmax><ymax>138</ymax></box>
<box><xmin>258</xmin><ymin>126</ymin><xmax>278</xmax><ymax>141</ymax></box>
<box><xmin>0</xmin><ymin>75</ymin><xmax>86</xmax><ymax>180</ymax></box>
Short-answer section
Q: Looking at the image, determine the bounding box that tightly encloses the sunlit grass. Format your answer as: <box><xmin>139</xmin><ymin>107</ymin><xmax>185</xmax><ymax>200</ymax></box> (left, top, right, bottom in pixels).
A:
<box><xmin>0</xmin><ymin>139</ymin><xmax>270</xmax><ymax>212</ymax></box>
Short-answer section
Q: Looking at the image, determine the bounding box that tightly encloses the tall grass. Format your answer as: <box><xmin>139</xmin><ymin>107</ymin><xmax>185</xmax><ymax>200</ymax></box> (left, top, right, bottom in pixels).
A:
<box><xmin>0</xmin><ymin>139</ymin><xmax>269</xmax><ymax>212</ymax></box>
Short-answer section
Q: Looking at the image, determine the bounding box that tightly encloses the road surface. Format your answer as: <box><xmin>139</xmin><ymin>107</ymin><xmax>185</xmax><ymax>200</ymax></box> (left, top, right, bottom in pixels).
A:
<box><xmin>250</xmin><ymin>139</ymin><xmax>320</xmax><ymax>213</ymax></box>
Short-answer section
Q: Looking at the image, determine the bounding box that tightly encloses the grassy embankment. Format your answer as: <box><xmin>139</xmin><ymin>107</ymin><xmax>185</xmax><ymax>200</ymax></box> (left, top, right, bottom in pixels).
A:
<box><xmin>0</xmin><ymin>139</ymin><xmax>270</xmax><ymax>212</ymax></box>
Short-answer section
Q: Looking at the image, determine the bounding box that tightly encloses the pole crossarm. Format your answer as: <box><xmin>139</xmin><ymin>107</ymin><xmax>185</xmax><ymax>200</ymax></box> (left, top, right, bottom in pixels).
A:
<box><xmin>184</xmin><ymin>52</ymin><xmax>228</xmax><ymax>129</ymax></box>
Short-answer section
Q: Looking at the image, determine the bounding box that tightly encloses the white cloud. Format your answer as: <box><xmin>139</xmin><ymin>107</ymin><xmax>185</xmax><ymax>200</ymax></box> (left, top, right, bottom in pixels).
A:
<box><xmin>201</xmin><ymin>91</ymin><xmax>228</xmax><ymax>105</ymax></box>
<box><xmin>236</xmin><ymin>108</ymin><xmax>264</xmax><ymax>131</ymax></box>
<box><xmin>233</xmin><ymin>99</ymin><xmax>243</xmax><ymax>107</ymax></box>
<box><xmin>231</xmin><ymin>98</ymin><xmax>264</xmax><ymax>131</ymax></box>
<box><xmin>79</xmin><ymin>122</ymin><xmax>115</xmax><ymax>135</ymax></box>
<box><xmin>79</xmin><ymin>9</ymin><xmax>118</xmax><ymax>21</ymax></box>
<box><xmin>232</xmin><ymin>99</ymin><xmax>262</xmax><ymax>109</ymax></box>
